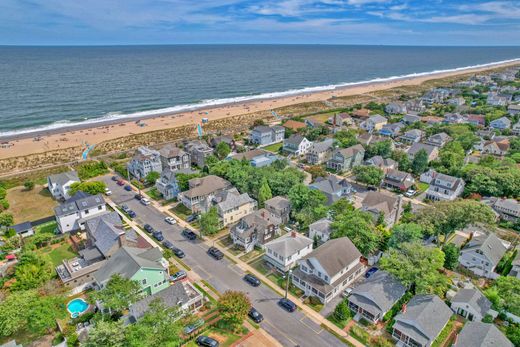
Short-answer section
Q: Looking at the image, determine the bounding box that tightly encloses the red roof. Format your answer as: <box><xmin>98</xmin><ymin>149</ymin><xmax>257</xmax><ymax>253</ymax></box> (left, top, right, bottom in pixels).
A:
<box><xmin>5</xmin><ymin>254</ymin><xmax>16</xmax><ymax>260</ymax></box>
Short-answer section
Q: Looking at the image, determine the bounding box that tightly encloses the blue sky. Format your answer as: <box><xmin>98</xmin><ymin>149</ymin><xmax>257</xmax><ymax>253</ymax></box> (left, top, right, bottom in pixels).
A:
<box><xmin>1</xmin><ymin>0</ymin><xmax>520</xmax><ymax>45</ymax></box>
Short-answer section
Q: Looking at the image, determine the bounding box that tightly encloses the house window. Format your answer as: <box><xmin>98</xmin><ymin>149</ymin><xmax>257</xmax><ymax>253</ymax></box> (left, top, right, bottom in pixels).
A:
<box><xmin>98</xmin><ymin>206</ymin><xmax>103</xmax><ymax>210</ymax></box>
<box><xmin>84</xmin><ymin>210</ymin><xmax>89</xmax><ymax>214</ymax></box>
<box><xmin>142</xmin><ymin>279</ymin><xmax>147</xmax><ymax>285</ymax></box>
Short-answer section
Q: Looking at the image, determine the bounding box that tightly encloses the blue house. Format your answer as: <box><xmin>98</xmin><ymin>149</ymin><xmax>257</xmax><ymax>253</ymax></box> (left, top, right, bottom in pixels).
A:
<box><xmin>489</xmin><ymin>117</ymin><xmax>511</xmax><ymax>130</ymax></box>
<box><xmin>155</xmin><ymin>168</ymin><xmax>196</xmax><ymax>200</ymax></box>
<box><xmin>379</xmin><ymin>122</ymin><xmax>405</xmax><ymax>137</ymax></box>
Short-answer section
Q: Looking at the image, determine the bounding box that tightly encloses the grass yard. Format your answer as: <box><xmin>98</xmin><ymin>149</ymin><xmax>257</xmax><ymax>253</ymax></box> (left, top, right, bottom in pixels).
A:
<box><xmin>7</xmin><ymin>185</ymin><xmax>57</xmax><ymax>223</ymax></box>
<box><xmin>417</xmin><ymin>182</ymin><xmax>429</xmax><ymax>193</ymax></box>
<box><xmin>35</xmin><ymin>221</ymin><xmax>58</xmax><ymax>234</ymax></box>
<box><xmin>249</xmin><ymin>258</ymin><xmax>272</xmax><ymax>276</ymax></box>
<box><xmin>184</xmin><ymin>327</ymin><xmax>244</xmax><ymax>347</ymax></box>
<box><xmin>38</xmin><ymin>242</ymin><xmax>77</xmax><ymax>267</ymax></box>
<box><xmin>327</xmin><ymin>313</ymin><xmax>350</xmax><ymax>329</ymax></box>
<box><xmin>171</xmin><ymin>203</ymin><xmax>192</xmax><ymax>221</ymax></box>
<box><xmin>239</xmin><ymin>249</ymin><xmax>264</xmax><ymax>263</ymax></box>
<box><xmin>263</xmin><ymin>142</ymin><xmax>283</xmax><ymax>153</ymax></box>
<box><xmin>146</xmin><ymin>187</ymin><xmax>162</xmax><ymax>201</ymax></box>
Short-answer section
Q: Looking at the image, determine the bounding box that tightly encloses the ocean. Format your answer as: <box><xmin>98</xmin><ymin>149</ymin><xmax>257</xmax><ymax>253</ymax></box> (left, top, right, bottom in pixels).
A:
<box><xmin>1</xmin><ymin>45</ymin><xmax>520</xmax><ymax>136</ymax></box>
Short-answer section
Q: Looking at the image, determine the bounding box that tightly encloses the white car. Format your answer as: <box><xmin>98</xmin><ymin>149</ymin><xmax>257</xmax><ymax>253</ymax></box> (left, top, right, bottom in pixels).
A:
<box><xmin>140</xmin><ymin>198</ymin><xmax>151</xmax><ymax>206</ymax></box>
<box><xmin>104</xmin><ymin>188</ymin><xmax>112</xmax><ymax>196</ymax></box>
<box><xmin>165</xmin><ymin>217</ymin><xmax>177</xmax><ymax>225</ymax></box>
<box><xmin>342</xmin><ymin>287</ymin><xmax>353</xmax><ymax>297</ymax></box>
<box><xmin>404</xmin><ymin>189</ymin><xmax>416</xmax><ymax>198</ymax></box>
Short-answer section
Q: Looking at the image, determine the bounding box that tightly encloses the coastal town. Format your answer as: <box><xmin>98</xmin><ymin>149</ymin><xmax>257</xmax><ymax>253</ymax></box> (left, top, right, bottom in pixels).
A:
<box><xmin>0</xmin><ymin>65</ymin><xmax>520</xmax><ymax>347</ymax></box>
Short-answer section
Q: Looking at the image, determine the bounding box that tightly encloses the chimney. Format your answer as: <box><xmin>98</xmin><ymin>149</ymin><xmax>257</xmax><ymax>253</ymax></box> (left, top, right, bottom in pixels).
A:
<box><xmin>291</xmin><ymin>231</ymin><xmax>296</xmax><ymax>238</ymax></box>
<box><xmin>401</xmin><ymin>303</ymin><xmax>407</xmax><ymax>314</ymax></box>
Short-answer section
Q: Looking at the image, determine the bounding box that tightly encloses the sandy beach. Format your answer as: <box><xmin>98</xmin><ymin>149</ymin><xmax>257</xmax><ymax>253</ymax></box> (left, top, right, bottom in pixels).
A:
<box><xmin>1</xmin><ymin>59</ymin><xmax>519</xmax><ymax>161</ymax></box>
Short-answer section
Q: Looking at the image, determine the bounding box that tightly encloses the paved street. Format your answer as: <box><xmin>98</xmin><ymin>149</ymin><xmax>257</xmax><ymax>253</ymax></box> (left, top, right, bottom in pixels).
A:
<box><xmin>100</xmin><ymin>175</ymin><xmax>346</xmax><ymax>347</ymax></box>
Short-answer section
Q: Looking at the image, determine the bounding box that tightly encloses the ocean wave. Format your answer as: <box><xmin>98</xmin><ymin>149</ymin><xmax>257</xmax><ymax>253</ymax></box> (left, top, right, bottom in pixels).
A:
<box><xmin>1</xmin><ymin>57</ymin><xmax>519</xmax><ymax>138</ymax></box>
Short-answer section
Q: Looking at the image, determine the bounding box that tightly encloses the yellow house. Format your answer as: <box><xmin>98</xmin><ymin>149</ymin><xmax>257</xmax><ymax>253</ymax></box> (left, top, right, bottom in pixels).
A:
<box><xmin>215</xmin><ymin>189</ymin><xmax>257</xmax><ymax>227</ymax></box>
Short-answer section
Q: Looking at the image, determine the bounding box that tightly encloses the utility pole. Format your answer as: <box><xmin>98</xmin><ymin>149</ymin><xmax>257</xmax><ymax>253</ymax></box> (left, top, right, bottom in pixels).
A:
<box><xmin>284</xmin><ymin>269</ymin><xmax>292</xmax><ymax>299</ymax></box>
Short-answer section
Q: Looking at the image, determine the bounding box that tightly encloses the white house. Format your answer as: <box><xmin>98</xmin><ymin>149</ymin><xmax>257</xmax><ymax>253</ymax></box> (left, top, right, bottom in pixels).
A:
<box><xmin>283</xmin><ymin>134</ymin><xmax>312</xmax><ymax>156</ymax></box>
<box><xmin>458</xmin><ymin>230</ymin><xmax>508</xmax><ymax>279</ymax></box>
<box><xmin>54</xmin><ymin>192</ymin><xmax>107</xmax><ymax>233</ymax></box>
<box><xmin>424</xmin><ymin>171</ymin><xmax>465</xmax><ymax>202</ymax></box>
<box><xmin>360</xmin><ymin>114</ymin><xmax>387</xmax><ymax>133</ymax></box>
<box><xmin>451</xmin><ymin>288</ymin><xmax>495</xmax><ymax>322</ymax></box>
<box><xmin>47</xmin><ymin>171</ymin><xmax>80</xmax><ymax>200</ymax></box>
<box><xmin>512</xmin><ymin>121</ymin><xmax>520</xmax><ymax>135</ymax></box>
<box><xmin>127</xmin><ymin>146</ymin><xmax>162</xmax><ymax>180</ymax></box>
<box><xmin>308</xmin><ymin>218</ymin><xmax>332</xmax><ymax>244</ymax></box>
<box><xmin>263</xmin><ymin>232</ymin><xmax>313</xmax><ymax>272</ymax></box>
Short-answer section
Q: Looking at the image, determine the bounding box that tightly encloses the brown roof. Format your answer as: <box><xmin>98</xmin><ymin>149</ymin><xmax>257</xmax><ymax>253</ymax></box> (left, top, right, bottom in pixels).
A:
<box><xmin>485</xmin><ymin>138</ymin><xmax>510</xmax><ymax>151</ymax></box>
<box><xmin>184</xmin><ymin>175</ymin><xmax>231</xmax><ymax>198</ymax></box>
<box><xmin>283</xmin><ymin>120</ymin><xmax>307</xmax><ymax>131</ymax></box>
<box><xmin>362</xmin><ymin>191</ymin><xmax>398</xmax><ymax>216</ymax></box>
<box><xmin>338</xmin><ymin>144</ymin><xmax>365</xmax><ymax>158</ymax></box>
<box><xmin>159</xmin><ymin>144</ymin><xmax>185</xmax><ymax>158</ymax></box>
<box><xmin>352</xmin><ymin>109</ymin><xmax>370</xmax><ymax>118</ymax></box>
<box><xmin>420</xmin><ymin>116</ymin><xmax>444</xmax><ymax>123</ymax></box>
<box><xmin>302</xmin><ymin>237</ymin><xmax>362</xmax><ymax>276</ymax></box>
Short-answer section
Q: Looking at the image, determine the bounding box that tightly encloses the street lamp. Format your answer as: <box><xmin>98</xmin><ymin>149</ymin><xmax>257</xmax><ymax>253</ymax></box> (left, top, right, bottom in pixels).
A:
<box><xmin>284</xmin><ymin>269</ymin><xmax>292</xmax><ymax>299</ymax></box>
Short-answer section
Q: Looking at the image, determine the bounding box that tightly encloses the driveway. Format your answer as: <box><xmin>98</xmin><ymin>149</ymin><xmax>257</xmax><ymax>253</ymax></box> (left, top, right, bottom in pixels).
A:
<box><xmin>99</xmin><ymin>175</ymin><xmax>344</xmax><ymax>347</ymax></box>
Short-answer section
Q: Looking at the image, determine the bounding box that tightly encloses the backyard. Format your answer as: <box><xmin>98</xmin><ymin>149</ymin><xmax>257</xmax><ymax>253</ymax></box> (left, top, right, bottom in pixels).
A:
<box><xmin>7</xmin><ymin>185</ymin><xmax>57</xmax><ymax>223</ymax></box>
<box><xmin>263</xmin><ymin>142</ymin><xmax>283</xmax><ymax>153</ymax></box>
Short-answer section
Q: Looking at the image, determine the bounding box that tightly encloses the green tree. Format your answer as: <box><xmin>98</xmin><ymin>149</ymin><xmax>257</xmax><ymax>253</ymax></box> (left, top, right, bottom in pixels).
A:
<box><xmin>217</xmin><ymin>291</ymin><xmax>251</xmax><ymax>331</ymax></box>
<box><xmin>506</xmin><ymin>324</ymin><xmax>520</xmax><ymax>347</ymax></box>
<box><xmin>442</xmin><ymin>244</ymin><xmax>459</xmax><ymax>270</ymax></box>
<box><xmin>0</xmin><ymin>212</ymin><xmax>14</xmax><ymax>229</ymax></box>
<box><xmin>333</xmin><ymin>300</ymin><xmax>351</xmax><ymax>322</ymax></box>
<box><xmin>437</xmin><ymin>141</ymin><xmax>465</xmax><ymax>176</ymax></box>
<box><xmin>387</xmin><ymin>223</ymin><xmax>423</xmax><ymax>249</ymax></box>
<box><xmin>411</xmin><ymin>149</ymin><xmax>429</xmax><ymax>175</ymax></box>
<box><xmin>215</xmin><ymin>142</ymin><xmax>232</xmax><ymax>159</ymax></box>
<box><xmin>24</xmin><ymin>180</ymin><xmax>35</xmax><ymax>190</ymax></box>
<box><xmin>391</xmin><ymin>150</ymin><xmax>411</xmax><ymax>172</ymax></box>
<box><xmin>305</xmin><ymin>165</ymin><xmax>327</xmax><ymax>180</ymax></box>
<box><xmin>331</xmin><ymin>209</ymin><xmax>381</xmax><ymax>255</ymax></box>
<box><xmin>145</xmin><ymin>171</ymin><xmax>160</xmax><ymax>185</ymax></box>
<box><xmin>12</xmin><ymin>252</ymin><xmax>54</xmax><ymax>291</ymax></box>
<box><xmin>365</xmin><ymin>139</ymin><xmax>393</xmax><ymax>159</ymax></box>
<box><xmin>199</xmin><ymin>206</ymin><xmax>220</xmax><ymax>235</ymax></box>
<box><xmin>176</xmin><ymin>173</ymin><xmax>202</xmax><ymax>191</ymax></box>
<box><xmin>485</xmin><ymin>276</ymin><xmax>520</xmax><ymax>316</ymax></box>
<box><xmin>334</xmin><ymin>130</ymin><xmax>358</xmax><ymax>148</ymax></box>
<box><xmin>288</xmin><ymin>184</ymin><xmax>327</xmax><ymax>229</ymax></box>
<box><xmin>84</xmin><ymin>320</ymin><xmax>126</xmax><ymax>347</ymax></box>
<box><xmin>69</xmin><ymin>181</ymin><xmax>107</xmax><ymax>196</ymax></box>
<box><xmin>257</xmin><ymin>178</ymin><xmax>273</xmax><ymax>208</ymax></box>
<box><xmin>90</xmin><ymin>274</ymin><xmax>142</xmax><ymax>315</ymax></box>
<box><xmin>380</xmin><ymin>242</ymin><xmax>448</xmax><ymax>295</ymax></box>
<box><xmin>353</xmin><ymin>166</ymin><xmax>384</xmax><ymax>187</ymax></box>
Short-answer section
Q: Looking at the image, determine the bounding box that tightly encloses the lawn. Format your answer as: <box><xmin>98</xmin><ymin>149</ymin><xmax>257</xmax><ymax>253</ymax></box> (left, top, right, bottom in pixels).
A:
<box><xmin>7</xmin><ymin>185</ymin><xmax>57</xmax><ymax>223</ymax></box>
<box><xmin>35</xmin><ymin>221</ymin><xmax>58</xmax><ymax>234</ymax></box>
<box><xmin>249</xmin><ymin>258</ymin><xmax>272</xmax><ymax>276</ymax></box>
<box><xmin>267</xmin><ymin>273</ymin><xmax>304</xmax><ymax>298</ymax></box>
<box><xmin>146</xmin><ymin>187</ymin><xmax>162</xmax><ymax>201</ymax></box>
<box><xmin>38</xmin><ymin>242</ymin><xmax>77</xmax><ymax>266</ymax></box>
<box><xmin>239</xmin><ymin>249</ymin><xmax>264</xmax><ymax>263</ymax></box>
<box><xmin>327</xmin><ymin>313</ymin><xmax>350</xmax><ymax>329</ymax></box>
<box><xmin>263</xmin><ymin>142</ymin><xmax>283</xmax><ymax>153</ymax></box>
<box><xmin>171</xmin><ymin>203</ymin><xmax>192</xmax><ymax>221</ymax></box>
<box><xmin>417</xmin><ymin>182</ymin><xmax>429</xmax><ymax>193</ymax></box>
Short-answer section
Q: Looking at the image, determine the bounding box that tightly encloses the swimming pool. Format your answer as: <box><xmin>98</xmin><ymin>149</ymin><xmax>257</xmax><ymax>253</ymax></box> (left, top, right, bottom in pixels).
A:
<box><xmin>67</xmin><ymin>298</ymin><xmax>89</xmax><ymax>318</ymax></box>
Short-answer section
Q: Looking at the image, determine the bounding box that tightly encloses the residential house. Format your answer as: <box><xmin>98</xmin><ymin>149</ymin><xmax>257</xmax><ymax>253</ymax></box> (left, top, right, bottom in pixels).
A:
<box><xmin>513</xmin><ymin>121</ymin><xmax>520</xmax><ymax>135</ymax></box>
<box><xmin>178</xmin><ymin>175</ymin><xmax>232</xmax><ymax>213</ymax></box>
<box><xmin>405</xmin><ymin>99</ymin><xmax>426</xmax><ymax>113</ymax></box>
<box><xmin>158</xmin><ymin>144</ymin><xmax>191</xmax><ymax>171</ymax></box>
<box><xmin>491</xmin><ymin>198</ymin><xmax>520</xmax><ymax>221</ymax></box>
<box><xmin>213</xmin><ymin>189</ymin><xmax>256</xmax><ymax>227</ymax></box>
<box><xmin>407</xmin><ymin>143</ymin><xmax>439</xmax><ymax>162</ymax></box>
<box><xmin>385</xmin><ymin>102</ymin><xmax>407</xmax><ymax>115</ymax></box>
<box><xmin>424</xmin><ymin>132</ymin><xmax>451</xmax><ymax>148</ymax></box>
<box><xmin>482</xmin><ymin>138</ymin><xmax>510</xmax><ymax>156</ymax></box>
<box><xmin>263</xmin><ymin>232</ymin><xmax>313</xmax><ymax>272</ymax></box>
<box><xmin>400</xmin><ymin>129</ymin><xmax>424</xmax><ymax>144</ymax></box>
<box><xmin>424</xmin><ymin>171</ymin><xmax>465</xmax><ymax>201</ymax></box>
<box><xmin>467</xmin><ymin>114</ymin><xmax>486</xmax><ymax>128</ymax></box>
<box><xmin>489</xmin><ymin>116</ymin><xmax>511</xmax><ymax>130</ymax></box>
<box><xmin>326</xmin><ymin>144</ymin><xmax>365</xmax><ymax>172</ymax></box>
<box><xmin>230</xmin><ymin>209</ymin><xmax>281</xmax><ymax>253</ymax></box>
<box><xmin>308</xmin><ymin>218</ymin><xmax>332</xmax><ymax>244</ymax></box>
<box><xmin>392</xmin><ymin>295</ymin><xmax>452</xmax><ymax>347</ymax></box>
<box><xmin>454</xmin><ymin>322</ymin><xmax>513</xmax><ymax>347</ymax></box>
<box><xmin>209</xmin><ymin>136</ymin><xmax>234</xmax><ymax>150</ymax></box>
<box><xmin>422</xmin><ymin>88</ymin><xmax>453</xmax><ymax>104</ymax></box>
<box><xmin>382</xmin><ymin>169</ymin><xmax>415</xmax><ymax>192</ymax></box>
<box><xmin>487</xmin><ymin>92</ymin><xmax>509</xmax><ymax>106</ymax></box>
<box><xmin>361</xmin><ymin>114</ymin><xmax>387</xmax><ymax>133</ymax></box>
<box><xmin>365</xmin><ymin>156</ymin><xmax>397</xmax><ymax>173</ymax></box>
<box><xmin>184</xmin><ymin>140</ymin><xmax>214</xmax><ymax>168</ymax></box>
<box><xmin>11</xmin><ymin>222</ymin><xmax>35</xmax><ymax>238</ymax></box>
<box><xmin>54</xmin><ymin>192</ymin><xmax>107</xmax><ymax>233</ymax></box>
<box><xmin>448</xmin><ymin>97</ymin><xmax>466</xmax><ymax>107</ymax></box>
<box><xmin>292</xmin><ymin>237</ymin><xmax>365</xmax><ymax>303</ymax></box>
<box><xmin>304</xmin><ymin>117</ymin><xmax>327</xmax><ymax>129</ymax></box>
<box><xmin>250</xmin><ymin>125</ymin><xmax>285</xmax><ymax>146</ymax></box>
<box><xmin>379</xmin><ymin>122</ymin><xmax>405</xmax><ymax>137</ymax></box>
<box><xmin>451</xmin><ymin>288</ymin><xmax>494</xmax><ymax>322</ymax></box>
<box><xmin>420</xmin><ymin>116</ymin><xmax>444</xmax><ymax>125</ymax></box>
<box><xmin>47</xmin><ymin>171</ymin><xmax>80</xmax><ymax>200</ymax></box>
<box><xmin>361</xmin><ymin>191</ymin><xmax>400</xmax><ymax>227</ymax></box>
<box><xmin>508</xmin><ymin>104</ymin><xmax>520</xmax><ymax>115</ymax></box>
<box><xmin>327</xmin><ymin>113</ymin><xmax>353</xmax><ymax>128</ymax></box>
<box><xmin>155</xmin><ymin>168</ymin><xmax>196</xmax><ymax>200</ymax></box>
<box><xmin>444</xmin><ymin>113</ymin><xmax>466</xmax><ymax>124</ymax></box>
<box><xmin>348</xmin><ymin>271</ymin><xmax>406</xmax><ymax>324</ymax></box>
<box><xmin>351</xmin><ymin>108</ymin><xmax>370</xmax><ymax>119</ymax></box>
<box><xmin>402</xmin><ymin>114</ymin><xmax>421</xmax><ymax>125</ymax></box>
<box><xmin>282</xmin><ymin>120</ymin><xmax>307</xmax><ymax>132</ymax></box>
<box><xmin>357</xmin><ymin>133</ymin><xmax>392</xmax><ymax>147</ymax></box>
<box><xmin>128</xmin><ymin>281</ymin><xmax>204</xmax><ymax>323</ymax></box>
<box><xmin>264</xmin><ymin>196</ymin><xmax>291</xmax><ymax>224</ymax></box>
<box><xmin>459</xmin><ymin>232</ymin><xmax>508</xmax><ymax>279</ymax></box>
<box><xmin>230</xmin><ymin>149</ymin><xmax>281</xmax><ymax>167</ymax></box>
<box><xmin>127</xmin><ymin>146</ymin><xmax>162</xmax><ymax>180</ymax></box>
<box><xmin>306</xmin><ymin>138</ymin><xmax>334</xmax><ymax>165</ymax></box>
<box><xmin>309</xmin><ymin>176</ymin><xmax>355</xmax><ymax>205</ymax></box>
<box><xmin>476</xmin><ymin>130</ymin><xmax>495</xmax><ymax>140</ymax></box>
<box><xmin>283</xmin><ymin>134</ymin><xmax>312</xmax><ymax>156</ymax></box>
<box><xmin>94</xmin><ymin>246</ymin><xmax>169</xmax><ymax>296</ymax></box>
<box><xmin>509</xmin><ymin>252</ymin><xmax>520</xmax><ymax>279</ymax></box>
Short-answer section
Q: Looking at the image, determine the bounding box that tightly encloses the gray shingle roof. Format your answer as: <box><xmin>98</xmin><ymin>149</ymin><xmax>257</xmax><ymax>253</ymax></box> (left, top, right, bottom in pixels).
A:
<box><xmin>264</xmin><ymin>232</ymin><xmax>312</xmax><ymax>258</ymax></box>
<box><xmin>309</xmin><ymin>218</ymin><xmax>332</xmax><ymax>235</ymax></box>
<box><xmin>48</xmin><ymin>171</ymin><xmax>79</xmax><ymax>187</ymax></box>
<box><xmin>462</xmin><ymin>233</ymin><xmax>508</xmax><ymax>266</ymax></box>
<box><xmin>86</xmin><ymin>212</ymin><xmax>124</xmax><ymax>258</ymax></box>
<box><xmin>337</xmin><ymin>144</ymin><xmax>365</xmax><ymax>158</ymax></box>
<box><xmin>493</xmin><ymin>199</ymin><xmax>520</xmax><ymax>214</ymax></box>
<box><xmin>455</xmin><ymin>322</ymin><xmax>513</xmax><ymax>347</ymax></box>
<box><xmin>362</xmin><ymin>191</ymin><xmax>397</xmax><ymax>216</ymax></box>
<box><xmin>309</xmin><ymin>138</ymin><xmax>334</xmax><ymax>153</ymax></box>
<box><xmin>94</xmin><ymin>246</ymin><xmax>165</xmax><ymax>285</ymax></box>
<box><xmin>393</xmin><ymin>295</ymin><xmax>452</xmax><ymax>346</ymax></box>
<box><xmin>184</xmin><ymin>175</ymin><xmax>231</xmax><ymax>198</ymax></box>
<box><xmin>302</xmin><ymin>237</ymin><xmax>361</xmax><ymax>277</ymax></box>
<box><xmin>216</xmin><ymin>190</ymin><xmax>255</xmax><ymax>212</ymax></box>
<box><xmin>349</xmin><ymin>271</ymin><xmax>406</xmax><ymax>318</ymax></box>
<box><xmin>451</xmin><ymin>289</ymin><xmax>492</xmax><ymax>318</ymax></box>
<box><xmin>284</xmin><ymin>134</ymin><xmax>307</xmax><ymax>146</ymax></box>
<box><xmin>369</xmin><ymin>114</ymin><xmax>387</xmax><ymax>123</ymax></box>
<box><xmin>54</xmin><ymin>192</ymin><xmax>105</xmax><ymax>217</ymax></box>
<box><xmin>265</xmin><ymin>196</ymin><xmax>290</xmax><ymax>210</ymax></box>
<box><xmin>11</xmin><ymin>222</ymin><xmax>33</xmax><ymax>234</ymax></box>
<box><xmin>407</xmin><ymin>142</ymin><xmax>437</xmax><ymax>157</ymax></box>
<box><xmin>128</xmin><ymin>282</ymin><xmax>190</xmax><ymax>322</ymax></box>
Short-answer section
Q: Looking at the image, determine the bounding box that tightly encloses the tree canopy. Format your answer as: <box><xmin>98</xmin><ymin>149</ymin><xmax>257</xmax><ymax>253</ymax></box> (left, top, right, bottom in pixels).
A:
<box><xmin>199</xmin><ymin>206</ymin><xmax>220</xmax><ymax>235</ymax></box>
<box><xmin>485</xmin><ymin>276</ymin><xmax>520</xmax><ymax>317</ymax></box>
<box><xmin>353</xmin><ymin>166</ymin><xmax>384</xmax><ymax>187</ymax></box>
<box><xmin>334</xmin><ymin>130</ymin><xmax>358</xmax><ymax>148</ymax></box>
<box><xmin>145</xmin><ymin>171</ymin><xmax>160</xmax><ymax>185</ymax></box>
<box><xmin>69</xmin><ymin>181</ymin><xmax>107</xmax><ymax>196</ymax></box>
<box><xmin>331</xmin><ymin>209</ymin><xmax>382</xmax><ymax>255</ymax></box>
<box><xmin>12</xmin><ymin>251</ymin><xmax>54</xmax><ymax>291</ymax></box>
<box><xmin>387</xmin><ymin>223</ymin><xmax>423</xmax><ymax>249</ymax></box>
<box><xmin>365</xmin><ymin>139</ymin><xmax>393</xmax><ymax>159</ymax></box>
<box><xmin>217</xmin><ymin>291</ymin><xmax>251</xmax><ymax>331</ymax></box>
<box><xmin>90</xmin><ymin>274</ymin><xmax>142</xmax><ymax>315</ymax></box>
<box><xmin>215</xmin><ymin>142</ymin><xmax>232</xmax><ymax>159</ymax></box>
<box><xmin>84</xmin><ymin>320</ymin><xmax>126</xmax><ymax>347</ymax></box>
<box><xmin>411</xmin><ymin>149</ymin><xmax>429</xmax><ymax>175</ymax></box>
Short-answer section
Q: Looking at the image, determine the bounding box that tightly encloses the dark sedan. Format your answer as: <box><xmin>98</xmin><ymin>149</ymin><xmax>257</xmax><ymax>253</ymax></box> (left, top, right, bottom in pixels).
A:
<box><xmin>244</xmin><ymin>274</ymin><xmax>261</xmax><ymax>287</ymax></box>
<box><xmin>248</xmin><ymin>307</ymin><xmax>264</xmax><ymax>323</ymax></box>
<box><xmin>278</xmin><ymin>298</ymin><xmax>297</xmax><ymax>313</ymax></box>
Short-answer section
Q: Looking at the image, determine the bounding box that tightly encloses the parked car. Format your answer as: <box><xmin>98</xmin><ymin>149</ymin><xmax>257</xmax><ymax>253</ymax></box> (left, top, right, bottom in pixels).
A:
<box><xmin>117</xmin><ymin>180</ymin><xmax>125</xmax><ymax>186</ymax></box>
<box><xmin>111</xmin><ymin>176</ymin><xmax>118</xmax><ymax>181</ymax></box>
<box><xmin>365</xmin><ymin>267</ymin><xmax>378</xmax><ymax>278</ymax></box>
<box><xmin>207</xmin><ymin>247</ymin><xmax>224</xmax><ymax>260</ymax></box>
<box><xmin>183</xmin><ymin>318</ymin><xmax>204</xmax><ymax>335</ymax></box>
<box><xmin>164</xmin><ymin>216</ymin><xmax>176</xmax><ymax>224</ymax></box>
<box><xmin>124</xmin><ymin>185</ymin><xmax>132</xmax><ymax>191</ymax></box>
<box><xmin>278</xmin><ymin>298</ymin><xmax>296</xmax><ymax>312</ymax></box>
<box><xmin>104</xmin><ymin>187</ymin><xmax>112</xmax><ymax>196</ymax></box>
<box><xmin>143</xmin><ymin>224</ymin><xmax>154</xmax><ymax>233</ymax></box>
<box><xmin>162</xmin><ymin>240</ymin><xmax>174</xmax><ymax>250</ymax></box>
<box><xmin>140</xmin><ymin>198</ymin><xmax>151</xmax><ymax>206</ymax></box>
<box><xmin>342</xmin><ymin>287</ymin><xmax>353</xmax><ymax>298</ymax></box>
<box><xmin>170</xmin><ymin>270</ymin><xmax>187</xmax><ymax>282</ymax></box>
<box><xmin>195</xmin><ymin>336</ymin><xmax>219</xmax><ymax>347</ymax></box>
<box><xmin>172</xmin><ymin>247</ymin><xmax>185</xmax><ymax>258</ymax></box>
<box><xmin>121</xmin><ymin>205</ymin><xmax>130</xmax><ymax>213</ymax></box>
<box><xmin>244</xmin><ymin>274</ymin><xmax>261</xmax><ymax>287</ymax></box>
<box><xmin>367</xmin><ymin>185</ymin><xmax>378</xmax><ymax>191</ymax></box>
<box><xmin>127</xmin><ymin>210</ymin><xmax>136</xmax><ymax>218</ymax></box>
<box><xmin>152</xmin><ymin>231</ymin><xmax>164</xmax><ymax>241</ymax></box>
<box><xmin>404</xmin><ymin>189</ymin><xmax>417</xmax><ymax>198</ymax></box>
<box><xmin>248</xmin><ymin>307</ymin><xmax>264</xmax><ymax>323</ymax></box>
<box><xmin>186</xmin><ymin>214</ymin><xmax>198</xmax><ymax>223</ymax></box>
<box><xmin>134</xmin><ymin>194</ymin><xmax>143</xmax><ymax>200</ymax></box>
<box><xmin>182</xmin><ymin>229</ymin><xmax>197</xmax><ymax>240</ymax></box>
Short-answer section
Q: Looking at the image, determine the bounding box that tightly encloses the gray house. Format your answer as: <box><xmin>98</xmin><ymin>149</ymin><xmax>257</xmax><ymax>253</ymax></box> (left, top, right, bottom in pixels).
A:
<box><xmin>458</xmin><ymin>232</ymin><xmax>508</xmax><ymax>279</ymax></box>
<box><xmin>451</xmin><ymin>288</ymin><xmax>494</xmax><ymax>322</ymax></box>
<box><xmin>250</xmin><ymin>125</ymin><xmax>285</xmax><ymax>146</ymax></box>
<box><xmin>326</xmin><ymin>144</ymin><xmax>365</xmax><ymax>172</ymax></box>
<box><xmin>454</xmin><ymin>322</ymin><xmax>513</xmax><ymax>347</ymax></box>
<box><xmin>230</xmin><ymin>209</ymin><xmax>281</xmax><ymax>253</ymax></box>
<box><xmin>127</xmin><ymin>146</ymin><xmax>163</xmax><ymax>180</ymax></box>
<box><xmin>155</xmin><ymin>168</ymin><xmax>196</xmax><ymax>200</ymax></box>
<box><xmin>400</xmin><ymin>129</ymin><xmax>424</xmax><ymax>144</ymax></box>
<box><xmin>184</xmin><ymin>140</ymin><xmax>214</xmax><ymax>168</ymax></box>
<box><xmin>48</xmin><ymin>171</ymin><xmax>80</xmax><ymax>200</ymax></box>
<box><xmin>309</xmin><ymin>176</ymin><xmax>355</xmax><ymax>205</ymax></box>
<box><xmin>308</xmin><ymin>218</ymin><xmax>332</xmax><ymax>244</ymax></box>
<box><xmin>392</xmin><ymin>295</ymin><xmax>452</xmax><ymax>347</ymax></box>
<box><xmin>158</xmin><ymin>144</ymin><xmax>191</xmax><ymax>171</ymax></box>
<box><xmin>424</xmin><ymin>132</ymin><xmax>451</xmax><ymax>148</ymax></box>
<box><xmin>264</xmin><ymin>196</ymin><xmax>291</xmax><ymax>224</ymax></box>
<box><xmin>348</xmin><ymin>271</ymin><xmax>406</xmax><ymax>323</ymax></box>
<box><xmin>306</xmin><ymin>138</ymin><xmax>334</xmax><ymax>165</ymax></box>
<box><xmin>361</xmin><ymin>191</ymin><xmax>400</xmax><ymax>227</ymax></box>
